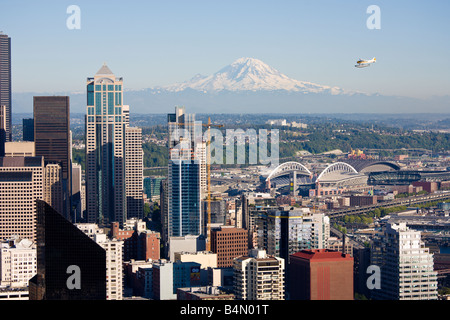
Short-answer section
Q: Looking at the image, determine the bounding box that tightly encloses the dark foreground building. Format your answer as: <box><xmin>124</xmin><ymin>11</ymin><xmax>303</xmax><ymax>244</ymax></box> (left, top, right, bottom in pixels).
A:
<box><xmin>29</xmin><ymin>200</ymin><xmax>106</xmax><ymax>300</ymax></box>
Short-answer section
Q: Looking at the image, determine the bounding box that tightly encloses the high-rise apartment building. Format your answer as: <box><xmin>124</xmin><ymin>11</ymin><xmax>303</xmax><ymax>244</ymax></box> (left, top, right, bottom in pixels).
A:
<box><xmin>74</xmin><ymin>223</ymin><xmax>125</xmax><ymax>300</ymax></box>
<box><xmin>85</xmin><ymin>64</ymin><xmax>126</xmax><ymax>226</ymax></box>
<box><xmin>233</xmin><ymin>249</ymin><xmax>285</xmax><ymax>300</ymax></box>
<box><xmin>33</xmin><ymin>96</ymin><xmax>71</xmax><ymax>220</ymax></box>
<box><xmin>0</xmin><ymin>32</ymin><xmax>11</xmax><ymax>142</ymax></box>
<box><xmin>288</xmin><ymin>249</ymin><xmax>354</xmax><ymax>300</ymax></box>
<box><xmin>370</xmin><ymin>222</ymin><xmax>438</xmax><ymax>300</ymax></box>
<box><xmin>195</xmin><ymin>141</ymin><xmax>207</xmax><ymax>197</ymax></box>
<box><xmin>94</xmin><ymin>233</ymin><xmax>124</xmax><ymax>300</ymax></box>
<box><xmin>256</xmin><ymin>207</ymin><xmax>330</xmax><ymax>262</ymax></box>
<box><xmin>0</xmin><ymin>157</ymin><xmax>44</xmax><ymax>242</ymax></box>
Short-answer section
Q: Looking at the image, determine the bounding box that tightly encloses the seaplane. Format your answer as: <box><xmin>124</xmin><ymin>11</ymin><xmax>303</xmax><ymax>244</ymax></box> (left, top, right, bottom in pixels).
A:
<box><xmin>355</xmin><ymin>57</ymin><xmax>376</xmax><ymax>68</ymax></box>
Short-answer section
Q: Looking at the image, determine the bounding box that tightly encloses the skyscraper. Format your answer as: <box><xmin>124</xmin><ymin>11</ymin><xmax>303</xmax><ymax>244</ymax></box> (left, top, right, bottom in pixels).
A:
<box><xmin>125</xmin><ymin>125</ymin><xmax>144</xmax><ymax>220</ymax></box>
<box><xmin>168</xmin><ymin>159</ymin><xmax>201</xmax><ymax>237</ymax></box>
<box><xmin>167</xmin><ymin>106</ymin><xmax>201</xmax><ymax>238</ymax></box>
<box><xmin>0</xmin><ymin>105</ymin><xmax>6</xmax><ymax>157</ymax></box>
<box><xmin>93</xmin><ymin>233</ymin><xmax>124</xmax><ymax>300</ymax></box>
<box><xmin>33</xmin><ymin>96</ymin><xmax>71</xmax><ymax>220</ymax></box>
<box><xmin>85</xmin><ymin>64</ymin><xmax>126</xmax><ymax>226</ymax></box>
<box><xmin>0</xmin><ymin>32</ymin><xmax>11</xmax><ymax>142</ymax></box>
<box><xmin>370</xmin><ymin>222</ymin><xmax>438</xmax><ymax>300</ymax></box>
<box><xmin>256</xmin><ymin>207</ymin><xmax>330</xmax><ymax>263</ymax></box>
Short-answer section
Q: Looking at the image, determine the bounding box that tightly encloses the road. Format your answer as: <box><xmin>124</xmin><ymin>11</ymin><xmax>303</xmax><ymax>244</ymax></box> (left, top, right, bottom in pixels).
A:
<box><xmin>328</xmin><ymin>191</ymin><xmax>450</xmax><ymax>218</ymax></box>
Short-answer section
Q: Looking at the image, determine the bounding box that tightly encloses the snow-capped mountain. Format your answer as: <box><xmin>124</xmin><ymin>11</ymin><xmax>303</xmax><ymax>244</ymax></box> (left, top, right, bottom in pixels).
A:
<box><xmin>13</xmin><ymin>58</ymin><xmax>450</xmax><ymax>114</ymax></box>
<box><xmin>158</xmin><ymin>57</ymin><xmax>353</xmax><ymax>95</ymax></box>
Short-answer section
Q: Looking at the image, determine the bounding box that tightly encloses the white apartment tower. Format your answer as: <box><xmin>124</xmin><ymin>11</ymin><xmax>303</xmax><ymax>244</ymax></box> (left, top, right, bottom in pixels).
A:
<box><xmin>75</xmin><ymin>223</ymin><xmax>124</xmax><ymax>300</ymax></box>
<box><xmin>233</xmin><ymin>249</ymin><xmax>285</xmax><ymax>300</ymax></box>
<box><xmin>195</xmin><ymin>141</ymin><xmax>207</xmax><ymax>198</ymax></box>
<box><xmin>371</xmin><ymin>222</ymin><xmax>438</xmax><ymax>300</ymax></box>
<box><xmin>94</xmin><ymin>233</ymin><xmax>124</xmax><ymax>300</ymax></box>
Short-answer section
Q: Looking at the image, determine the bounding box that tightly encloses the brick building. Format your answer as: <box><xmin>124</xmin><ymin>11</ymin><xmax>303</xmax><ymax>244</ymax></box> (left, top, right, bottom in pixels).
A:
<box><xmin>412</xmin><ymin>181</ymin><xmax>438</xmax><ymax>193</ymax></box>
<box><xmin>210</xmin><ymin>226</ymin><xmax>248</xmax><ymax>268</ymax></box>
<box><xmin>111</xmin><ymin>219</ymin><xmax>160</xmax><ymax>261</ymax></box>
<box><xmin>349</xmin><ymin>195</ymin><xmax>377</xmax><ymax>207</ymax></box>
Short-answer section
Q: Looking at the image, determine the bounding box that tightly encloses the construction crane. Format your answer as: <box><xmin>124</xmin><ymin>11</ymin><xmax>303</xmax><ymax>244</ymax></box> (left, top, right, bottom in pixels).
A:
<box><xmin>174</xmin><ymin>118</ymin><xmax>224</xmax><ymax>251</ymax></box>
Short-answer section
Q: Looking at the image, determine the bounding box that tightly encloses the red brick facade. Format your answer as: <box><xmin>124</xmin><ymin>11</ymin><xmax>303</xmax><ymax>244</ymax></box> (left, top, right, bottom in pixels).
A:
<box><xmin>211</xmin><ymin>227</ymin><xmax>248</xmax><ymax>268</ymax></box>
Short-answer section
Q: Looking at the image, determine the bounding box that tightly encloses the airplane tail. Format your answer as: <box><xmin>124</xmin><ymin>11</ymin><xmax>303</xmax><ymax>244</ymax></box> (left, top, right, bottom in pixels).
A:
<box><xmin>373</xmin><ymin>57</ymin><xmax>376</xmax><ymax>62</ymax></box>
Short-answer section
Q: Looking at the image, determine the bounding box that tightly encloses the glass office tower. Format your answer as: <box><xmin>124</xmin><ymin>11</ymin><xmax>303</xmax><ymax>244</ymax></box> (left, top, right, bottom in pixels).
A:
<box><xmin>85</xmin><ymin>64</ymin><xmax>126</xmax><ymax>226</ymax></box>
<box><xmin>168</xmin><ymin>159</ymin><xmax>201</xmax><ymax>237</ymax></box>
<box><xmin>167</xmin><ymin>107</ymin><xmax>202</xmax><ymax>238</ymax></box>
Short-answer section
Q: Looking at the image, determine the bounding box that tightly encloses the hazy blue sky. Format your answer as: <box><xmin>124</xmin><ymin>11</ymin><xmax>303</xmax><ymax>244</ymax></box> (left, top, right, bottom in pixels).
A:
<box><xmin>1</xmin><ymin>0</ymin><xmax>450</xmax><ymax>98</ymax></box>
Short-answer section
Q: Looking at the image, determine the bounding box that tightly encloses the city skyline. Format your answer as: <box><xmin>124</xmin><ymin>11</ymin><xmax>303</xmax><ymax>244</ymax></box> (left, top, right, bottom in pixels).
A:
<box><xmin>1</xmin><ymin>0</ymin><xmax>450</xmax><ymax>306</ymax></box>
<box><xmin>1</xmin><ymin>1</ymin><xmax>450</xmax><ymax>114</ymax></box>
